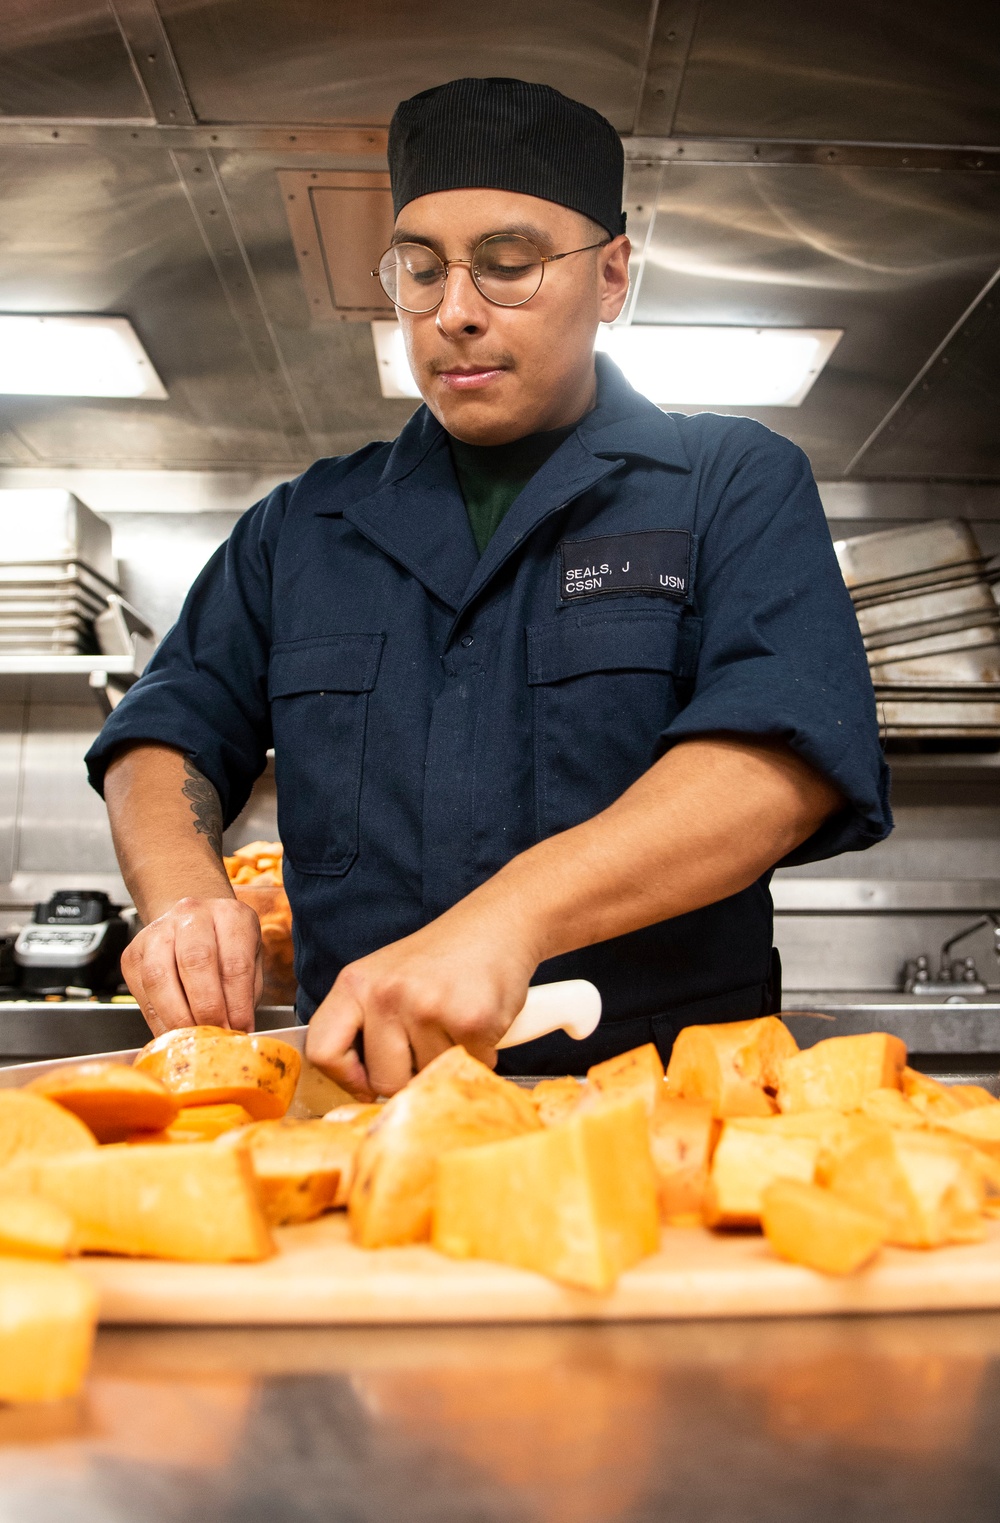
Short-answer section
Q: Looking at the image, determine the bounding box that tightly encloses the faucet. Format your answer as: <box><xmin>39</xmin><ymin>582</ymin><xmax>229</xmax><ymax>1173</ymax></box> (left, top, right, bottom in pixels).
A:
<box><xmin>902</xmin><ymin>913</ymin><xmax>1000</xmax><ymax>998</ymax></box>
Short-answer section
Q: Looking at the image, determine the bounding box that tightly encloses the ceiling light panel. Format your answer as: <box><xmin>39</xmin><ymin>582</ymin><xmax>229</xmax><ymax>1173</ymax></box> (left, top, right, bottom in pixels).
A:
<box><xmin>372</xmin><ymin>322</ymin><xmax>842</xmax><ymax>408</ymax></box>
<box><xmin>596</xmin><ymin>325</ymin><xmax>842</xmax><ymax>407</ymax></box>
<box><xmin>0</xmin><ymin>315</ymin><xmax>168</xmax><ymax>399</ymax></box>
<box><xmin>372</xmin><ymin>320</ymin><xmax>421</xmax><ymax>399</ymax></box>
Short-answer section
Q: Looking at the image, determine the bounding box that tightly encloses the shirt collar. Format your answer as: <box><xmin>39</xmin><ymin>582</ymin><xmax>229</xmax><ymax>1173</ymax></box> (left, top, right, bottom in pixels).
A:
<box><xmin>376</xmin><ymin>351</ymin><xmax>692</xmax><ymax>487</ymax></box>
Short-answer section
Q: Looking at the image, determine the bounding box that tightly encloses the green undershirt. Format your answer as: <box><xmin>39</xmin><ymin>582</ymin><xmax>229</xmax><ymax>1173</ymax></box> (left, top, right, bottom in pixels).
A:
<box><xmin>449</xmin><ymin>423</ymin><xmax>577</xmax><ymax>555</ymax></box>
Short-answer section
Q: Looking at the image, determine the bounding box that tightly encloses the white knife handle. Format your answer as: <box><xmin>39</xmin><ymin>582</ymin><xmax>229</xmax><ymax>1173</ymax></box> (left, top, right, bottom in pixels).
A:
<box><xmin>495</xmin><ymin>979</ymin><xmax>602</xmax><ymax>1049</ymax></box>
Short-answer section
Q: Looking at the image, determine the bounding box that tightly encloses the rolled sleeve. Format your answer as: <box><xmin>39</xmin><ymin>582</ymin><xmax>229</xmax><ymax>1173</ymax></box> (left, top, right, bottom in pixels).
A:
<box><xmin>661</xmin><ymin>425</ymin><xmax>891</xmax><ymax>865</ymax></box>
<box><xmin>85</xmin><ymin>484</ymin><xmax>287</xmax><ymax>825</ymax></box>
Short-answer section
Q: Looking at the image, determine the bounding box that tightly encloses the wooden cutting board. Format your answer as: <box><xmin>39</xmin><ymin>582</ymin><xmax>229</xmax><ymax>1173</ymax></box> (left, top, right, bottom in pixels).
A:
<box><xmin>76</xmin><ymin>1214</ymin><xmax>1000</xmax><ymax>1326</ymax></box>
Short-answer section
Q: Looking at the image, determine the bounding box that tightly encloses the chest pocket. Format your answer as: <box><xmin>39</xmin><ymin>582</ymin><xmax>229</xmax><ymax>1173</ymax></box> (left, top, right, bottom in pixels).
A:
<box><xmin>527</xmin><ymin>608</ymin><xmax>697</xmax><ymax>840</ymax></box>
<box><xmin>268</xmin><ymin>634</ymin><xmax>384</xmax><ymax>875</ymax></box>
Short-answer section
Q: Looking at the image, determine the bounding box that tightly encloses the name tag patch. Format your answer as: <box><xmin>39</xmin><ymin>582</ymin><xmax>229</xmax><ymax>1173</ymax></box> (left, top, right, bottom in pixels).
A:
<box><xmin>560</xmin><ymin>530</ymin><xmax>691</xmax><ymax>603</ymax></box>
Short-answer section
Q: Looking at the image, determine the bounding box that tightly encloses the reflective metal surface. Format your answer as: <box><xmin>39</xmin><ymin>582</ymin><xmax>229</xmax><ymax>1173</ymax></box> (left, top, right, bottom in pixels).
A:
<box><xmin>0</xmin><ymin>0</ymin><xmax>150</xmax><ymax>119</ymax></box>
<box><xmin>669</xmin><ymin>0</ymin><xmax>1000</xmax><ymax>145</ymax></box>
<box><xmin>155</xmin><ymin>0</ymin><xmax>652</xmax><ymax>129</ymax></box>
<box><xmin>632</xmin><ymin>164</ymin><xmax>1000</xmax><ymax>475</ymax></box>
<box><xmin>3</xmin><ymin>1316</ymin><xmax>1000</xmax><ymax>1522</ymax></box>
<box><xmin>0</xmin><ymin>1001</ymin><xmax>293</xmax><ymax>1062</ymax></box>
<box><xmin>0</xmin><ymin>0</ymin><xmax>997</xmax><ymax>476</ymax></box>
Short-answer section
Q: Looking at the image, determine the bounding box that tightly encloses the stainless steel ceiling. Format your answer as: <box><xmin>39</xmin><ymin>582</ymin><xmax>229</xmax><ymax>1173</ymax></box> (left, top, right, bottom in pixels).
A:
<box><xmin>0</xmin><ymin>0</ymin><xmax>998</xmax><ymax>480</ymax></box>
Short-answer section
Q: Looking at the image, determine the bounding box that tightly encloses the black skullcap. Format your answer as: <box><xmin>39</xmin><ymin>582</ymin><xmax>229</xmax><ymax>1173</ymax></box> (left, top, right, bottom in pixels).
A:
<box><xmin>388</xmin><ymin>77</ymin><xmax>625</xmax><ymax>239</ymax></box>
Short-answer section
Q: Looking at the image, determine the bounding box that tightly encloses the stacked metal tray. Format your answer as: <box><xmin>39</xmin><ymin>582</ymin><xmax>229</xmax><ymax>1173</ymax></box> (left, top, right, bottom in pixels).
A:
<box><xmin>834</xmin><ymin>520</ymin><xmax>1000</xmax><ymax>740</ymax></box>
<box><xmin>0</xmin><ymin>492</ymin><xmax>121</xmax><ymax>655</ymax></box>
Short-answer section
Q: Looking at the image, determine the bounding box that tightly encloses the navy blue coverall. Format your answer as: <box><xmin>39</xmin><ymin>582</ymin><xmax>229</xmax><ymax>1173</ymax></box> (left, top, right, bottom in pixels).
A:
<box><xmin>87</xmin><ymin>357</ymin><xmax>892</xmax><ymax>1074</ymax></box>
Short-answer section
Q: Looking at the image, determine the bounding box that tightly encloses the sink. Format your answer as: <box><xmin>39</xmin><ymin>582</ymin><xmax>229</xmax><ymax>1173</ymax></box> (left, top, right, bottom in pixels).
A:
<box><xmin>782</xmin><ymin>994</ymin><xmax>1000</xmax><ymax>1057</ymax></box>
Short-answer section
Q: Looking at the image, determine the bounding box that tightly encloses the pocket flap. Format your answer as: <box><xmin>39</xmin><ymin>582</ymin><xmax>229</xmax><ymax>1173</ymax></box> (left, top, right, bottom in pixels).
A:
<box><xmin>269</xmin><ymin>634</ymin><xmax>384</xmax><ymax>699</ymax></box>
<box><xmin>527</xmin><ymin>612</ymin><xmax>683</xmax><ymax>685</ymax></box>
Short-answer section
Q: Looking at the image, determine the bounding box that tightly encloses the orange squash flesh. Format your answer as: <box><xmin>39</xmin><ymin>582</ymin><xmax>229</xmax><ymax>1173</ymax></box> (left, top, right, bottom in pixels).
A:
<box><xmin>587</xmin><ymin>1043</ymin><xmax>665</xmax><ymax>1116</ymax></box>
<box><xmin>778</xmin><ymin>1033</ymin><xmax>907</xmax><ymax>1114</ymax></box>
<box><xmin>0</xmin><ymin>1258</ymin><xmax>97</xmax><ymax>1403</ymax></box>
<box><xmin>167</xmin><ymin>1103</ymin><xmax>255</xmax><ymax>1141</ymax></box>
<box><xmin>530</xmin><ymin>1077</ymin><xmax>586</xmax><ymax>1128</ymax></box>
<box><xmin>647</xmin><ymin>1097</ymin><xmax>719</xmax><ymax>1222</ymax></box>
<box><xmin>0</xmin><ymin>1142</ymin><xmax>274</xmax><ymax>1262</ymax></box>
<box><xmin>819</xmin><ymin>1124</ymin><xmax>985</xmax><ymax>1248</ymax></box>
<box><xmin>0</xmin><ymin>1193</ymin><xmax>76</xmax><ymax>1259</ymax></box>
<box><xmin>901</xmin><ymin>1066</ymin><xmax>967</xmax><ymax>1120</ymax></box>
<box><xmin>761</xmin><ymin>1178</ymin><xmax>887</xmax><ymax>1275</ymax></box>
<box><xmin>349</xmin><ymin>1046</ymin><xmax>541</xmax><ymax>1248</ymax></box>
<box><xmin>666</xmin><ymin>1017</ymin><xmax>798</xmax><ymax>1118</ymax></box>
<box><xmin>133</xmin><ymin>1027</ymin><xmax>301</xmax><ymax>1120</ymax></box>
<box><xmin>0</xmin><ymin>1090</ymin><xmax>97</xmax><ymax>1167</ymax></box>
<box><xmin>27</xmin><ymin>1061</ymin><xmax>179</xmax><ymax>1143</ymax></box>
<box><xmin>933</xmin><ymin>1105</ymin><xmax>1000</xmax><ymax>1159</ymax></box>
<box><xmin>856</xmin><ymin>1087</ymin><xmax>926</xmax><ymax>1130</ymax></box>
<box><xmin>433</xmin><ymin>1095</ymin><xmax>660</xmax><ymax>1292</ymax></box>
<box><xmin>704</xmin><ymin>1119</ymin><xmax>823</xmax><ymax>1228</ymax></box>
<box><xmin>220</xmin><ymin>1118</ymin><xmax>352</xmax><ymax>1224</ymax></box>
<box><xmin>320</xmin><ymin>1107</ymin><xmax>381</xmax><ymax>1205</ymax></box>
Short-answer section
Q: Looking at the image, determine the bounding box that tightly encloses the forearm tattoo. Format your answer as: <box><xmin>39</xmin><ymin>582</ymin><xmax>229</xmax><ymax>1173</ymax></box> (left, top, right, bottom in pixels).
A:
<box><xmin>181</xmin><ymin>758</ymin><xmax>224</xmax><ymax>857</ymax></box>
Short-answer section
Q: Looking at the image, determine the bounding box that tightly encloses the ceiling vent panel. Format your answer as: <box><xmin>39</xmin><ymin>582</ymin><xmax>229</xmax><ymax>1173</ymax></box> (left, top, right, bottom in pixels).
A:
<box><xmin>279</xmin><ymin>170</ymin><xmax>395</xmax><ymax>322</ymax></box>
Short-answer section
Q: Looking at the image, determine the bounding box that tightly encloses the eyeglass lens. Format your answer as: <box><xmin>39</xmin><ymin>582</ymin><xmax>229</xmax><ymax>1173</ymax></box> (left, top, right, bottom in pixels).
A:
<box><xmin>377</xmin><ymin>235</ymin><xmax>545</xmax><ymax>312</ymax></box>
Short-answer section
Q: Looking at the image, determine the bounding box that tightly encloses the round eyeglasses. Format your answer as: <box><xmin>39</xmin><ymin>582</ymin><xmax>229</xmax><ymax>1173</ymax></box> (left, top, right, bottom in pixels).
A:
<box><xmin>372</xmin><ymin>233</ymin><xmax>609</xmax><ymax>314</ymax></box>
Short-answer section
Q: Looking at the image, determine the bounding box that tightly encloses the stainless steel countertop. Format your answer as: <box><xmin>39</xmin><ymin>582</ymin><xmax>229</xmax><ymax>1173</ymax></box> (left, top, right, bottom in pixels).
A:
<box><xmin>2</xmin><ymin>1315</ymin><xmax>1000</xmax><ymax>1521</ymax></box>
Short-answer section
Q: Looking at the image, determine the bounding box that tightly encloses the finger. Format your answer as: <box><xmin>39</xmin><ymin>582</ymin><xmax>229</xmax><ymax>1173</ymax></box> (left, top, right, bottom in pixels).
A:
<box><xmin>364</xmin><ymin>1015</ymin><xmax>418</xmax><ymax>1098</ymax></box>
<box><xmin>121</xmin><ymin>951</ymin><xmax>159</xmax><ymax>1037</ymax></box>
<box><xmin>406</xmin><ymin>1016</ymin><xmax>453</xmax><ymax>1075</ymax></box>
<box><xmin>213</xmin><ymin>903</ymin><xmax>261</xmax><ymax>1033</ymax></box>
<box><xmin>133</xmin><ymin>927</ymin><xmax>198</xmax><ymax>1033</ymax></box>
<box><xmin>172</xmin><ymin>906</ymin><xmax>231</xmax><ymax>1028</ymax></box>
<box><xmin>306</xmin><ymin>982</ymin><xmax>373</xmax><ymax>1101</ymax></box>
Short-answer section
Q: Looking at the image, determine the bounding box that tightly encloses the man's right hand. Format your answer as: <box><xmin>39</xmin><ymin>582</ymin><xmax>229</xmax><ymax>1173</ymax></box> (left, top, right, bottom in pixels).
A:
<box><xmin>121</xmin><ymin>896</ymin><xmax>262</xmax><ymax>1036</ymax></box>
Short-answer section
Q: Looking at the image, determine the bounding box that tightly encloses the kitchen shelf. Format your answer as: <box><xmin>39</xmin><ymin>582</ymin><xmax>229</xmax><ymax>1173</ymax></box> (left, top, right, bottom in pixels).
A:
<box><xmin>888</xmin><ymin>751</ymin><xmax>1000</xmax><ymax>779</ymax></box>
<box><xmin>0</xmin><ymin>651</ymin><xmax>146</xmax><ymax>711</ymax></box>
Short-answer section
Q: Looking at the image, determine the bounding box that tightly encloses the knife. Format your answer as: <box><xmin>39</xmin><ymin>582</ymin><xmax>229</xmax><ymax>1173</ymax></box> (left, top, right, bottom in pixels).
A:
<box><xmin>0</xmin><ymin>978</ymin><xmax>602</xmax><ymax>1094</ymax></box>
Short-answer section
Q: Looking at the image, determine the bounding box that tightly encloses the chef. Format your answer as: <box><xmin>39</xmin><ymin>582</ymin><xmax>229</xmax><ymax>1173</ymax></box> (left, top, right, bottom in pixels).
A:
<box><xmin>86</xmin><ymin>77</ymin><xmax>891</xmax><ymax>1100</ymax></box>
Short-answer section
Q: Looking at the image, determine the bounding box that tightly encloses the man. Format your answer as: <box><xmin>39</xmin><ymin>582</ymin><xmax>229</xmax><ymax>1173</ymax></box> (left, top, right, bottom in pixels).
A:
<box><xmin>87</xmin><ymin>78</ymin><xmax>891</xmax><ymax>1101</ymax></box>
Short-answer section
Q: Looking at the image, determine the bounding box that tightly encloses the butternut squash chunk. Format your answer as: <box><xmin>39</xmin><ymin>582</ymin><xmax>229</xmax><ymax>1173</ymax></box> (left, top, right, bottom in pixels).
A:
<box><xmin>127</xmin><ymin>1102</ymin><xmax>257</xmax><ymax>1144</ymax></box>
<box><xmin>165</xmin><ymin>1103</ymin><xmax>255</xmax><ymax>1141</ymax></box>
<box><xmin>530</xmin><ymin>1077</ymin><xmax>586</xmax><ymax>1128</ymax></box>
<box><xmin>319</xmin><ymin>1107</ymin><xmax>382</xmax><ymax>1206</ymax></box>
<box><xmin>761</xmin><ymin>1179</ymin><xmax>887</xmax><ymax>1275</ymax></box>
<box><xmin>0</xmin><ymin>1193</ymin><xmax>75</xmax><ymax>1260</ymax></box>
<box><xmin>0</xmin><ymin>1258</ymin><xmax>97</xmax><ymax>1403</ymax></box>
<box><xmin>820</xmin><ymin>1125</ymin><xmax>985</xmax><ymax>1248</ymax></box>
<box><xmin>587</xmin><ymin>1043</ymin><xmax>665</xmax><ymax>1116</ymax></box>
<box><xmin>0</xmin><ymin>1143</ymin><xmax>273</xmax><ymax>1262</ymax></box>
<box><xmin>647</xmin><ymin>1097</ymin><xmax>719</xmax><ymax>1222</ymax></box>
<box><xmin>349</xmin><ymin>1046</ymin><xmax>541</xmax><ymax>1248</ymax></box>
<box><xmin>27</xmin><ymin>1061</ymin><xmax>179</xmax><ymax>1143</ymax></box>
<box><xmin>950</xmin><ymin>1084</ymin><xmax>998</xmax><ymax>1110</ymax></box>
<box><xmin>665</xmin><ymin>1017</ymin><xmax>798</xmax><ymax>1118</ymax></box>
<box><xmin>219</xmin><ymin>1118</ymin><xmax>348</xmax><ymax>1224</ymax></box>
<box><xmin>934</xmin><ymin>1104</ymin><xmax>1000</xmax><ymax>1159</ymax></box>
<box><xmin>704</xmin><ymin>1119</ymin><xmax>822</xmax><ymax>1228</ymax></box>
<box><xmin>433</xmin><ymin>1095</ymin><xmax>659</xmax><ymax>1292</ymax></box>
<box><xmin>900</xmin><ymin>1066</ymin><xmax>966</xmax><ymax>1120</ymax></box>
<box><xmin>778</xmin><ymin>1033</ymin><xmax>906</xmax><ymax>1114</ymax></box>
<box><xmin>134</xmin><ymin>1027</ymin><xmax>300</xmax><ymax>1120</ymax></box>
<box><xmin>856</xmin><ymin>1087</ymin><xmax>926</xmax><ymax>1130</ymax></box>
<box><xmin>0</xmin><ymin>1091</ymin><xmax>96</xmax><ymax>1167</ymax></box>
